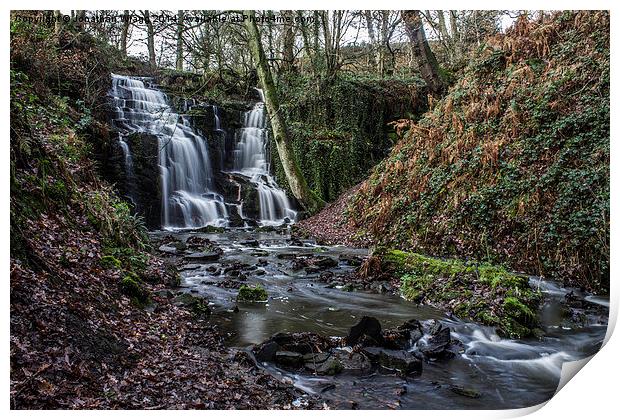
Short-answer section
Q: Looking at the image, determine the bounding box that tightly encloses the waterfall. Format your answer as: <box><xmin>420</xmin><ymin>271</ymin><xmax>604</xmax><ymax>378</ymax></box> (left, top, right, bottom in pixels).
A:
<box><xmin>117</xmin><ymin>136</ymin><xmax>136</xmax><ymax>204</ymax></box>
<box><xmin>233</xmin><ymin>90</ymin><xmax>297</xmax><ymax>225</ymax></box>
<box><xmin>110</xmin><ymin>74</ymin><xmax>228</xmax><ymax>229</ymax></box>
<box><xmin>213</xmin><ymin>105</ymin><xmax>222</xmax><ymax>131</ymax></box>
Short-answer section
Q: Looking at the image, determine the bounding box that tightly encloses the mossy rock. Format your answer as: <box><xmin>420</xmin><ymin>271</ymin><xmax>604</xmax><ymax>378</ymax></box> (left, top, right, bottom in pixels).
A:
<box><xmin>386</xmin><ymin>250</ymin><xmax>540</xmax><ymax>338</ymax></box>
<box><xmin>173</xmin><ymin>293</ymin><xmax>211</xmax><ymax>318</ymax></box>
<box><xmin>119</xmin><ymin>272</ymin><xmax>151</xmax><ymax>307</ymax></box>
<box><xmin>237</xmin><ymin>285</ymin><xmax>268</xmax><ymax>302</ymax></box>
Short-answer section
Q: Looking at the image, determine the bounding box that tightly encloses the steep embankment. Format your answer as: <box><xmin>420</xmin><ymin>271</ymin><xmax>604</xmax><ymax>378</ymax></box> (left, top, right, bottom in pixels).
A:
<box><xmin>348</xmin><ymin>12</ymin><xmax>609</xmax><ymax>292</ymax></box>
<box><xmin>10</xmin><ymin>17</ymin><xmax>297</xmax><ymax>408</ymax></box>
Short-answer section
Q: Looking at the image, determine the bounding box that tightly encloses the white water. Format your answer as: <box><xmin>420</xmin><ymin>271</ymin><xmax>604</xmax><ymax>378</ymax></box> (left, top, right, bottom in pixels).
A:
<box><xmin>110</xmin><ymin>74</ymin><xmax>227</xmax><ymax>229</ymax></box>
<box><xmin>233</xmin><ymin>90</ymin><xmax>297</xmax><ymax>225</ymax></box>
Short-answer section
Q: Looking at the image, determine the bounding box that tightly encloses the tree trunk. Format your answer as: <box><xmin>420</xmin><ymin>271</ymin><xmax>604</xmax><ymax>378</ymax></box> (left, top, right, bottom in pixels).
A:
<box><xmin>54</xmin><ymin>10</ymin><xmax>63</xmax><ymax>35</ymax></box>
<box><xmin>298</xmin><ymin>11</ymin><xmax>319</xmax><ymax>77</ymax></box>
<box><xmin>402</xmin><ymin>10</ymin><xmax>445</xmax><ymax>95</ymax></box>
<box><xmin>244</xmin><ymin>10</ymin><xmax>325</xmax><ymax>214</ymax></box>
<box><xmin>143</xmin><ymin>10</ymin><xmax>156</xmax><ymax>67</ymax></box>
<box><xmin>364</xmin><ymin>10</ymin><xmax>377</xmax><ymax>71</ymax></box>
<box><xmin>120</xmin><ymin>10</ymin><xmax>130</xmax><ymax>57</ymax></box>
<box><xmin>281</xmin><ymin>10</ymin><xmax>295</xmax><ymax>72</ymax></box>
<box><xmin>449</xmin><ymin>11</ymin><xmax>461</xmax><ymax>57</ymax></box>
<box><xmin>176</xmin><ymin>10</ymin><xmax>184</xmax><ymax>71</ymax></box>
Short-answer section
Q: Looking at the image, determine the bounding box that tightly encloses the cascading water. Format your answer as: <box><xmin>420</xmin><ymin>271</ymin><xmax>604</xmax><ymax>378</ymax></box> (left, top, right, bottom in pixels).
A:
<box><xmin>117</xmin><ymin>137</ymin><xmax>136</xmax><ymax>204</ymax></box>
<box><xmin>110</xmin><ymin>74</ymin><xmax>227</xmax><ymax>229</ymax></box>
<box><xmin>233</xmin><ymin>90</ymin><xmax>297</xmax><ymax>225</ymax></box>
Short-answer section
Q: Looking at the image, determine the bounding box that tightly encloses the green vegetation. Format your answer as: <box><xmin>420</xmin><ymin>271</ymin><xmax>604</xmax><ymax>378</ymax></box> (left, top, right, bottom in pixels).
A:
<box><xmin>237</xmin><ymin>285</ymin><xmax>268</xmax><ymax>302</ymax></box>
<box><xmin>384</xmin><ymin>250</ymin><xmax>540</xmax><ymax>338</ymax></box>
<box><xmin>119</xmin><ymin>272</ymin><xmax>151</xmax><ymax>307</ymax></box>
<box><xmin>351</xmin><ymin>12</ymin><xmax>610</xmax><ymax>292</ymax></box>
<box><xmin>273</xmin><ymin>74</ymin><xmax>426</xmax><ymax>203</ymax></box>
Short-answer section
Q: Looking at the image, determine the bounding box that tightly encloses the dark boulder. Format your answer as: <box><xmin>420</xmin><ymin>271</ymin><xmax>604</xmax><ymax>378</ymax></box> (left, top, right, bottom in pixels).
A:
<box><xmin>382</xmin><ymin>319</ymin><xmax>424</xmax><ymax>350</ymax></box>
<box><xmin>419</xmin><ymin>320</ymin><xmax>453</xmax><ymax>358</ymax></box>
<box><xmin>346</xmin><ymin>316</ymin><xmax>384</xmax><ymax>346</ymax></box>
<box><xmin>362</xmin><ymin>347</ymin><xmax>422</xmax><ymax>374</ymax></box>
<box><xmin>269</xmin><ymin>332</ymin><xmax>335</xmax><ymax>354</ymax></box>
<box><xmin>275</xmin><ymin>351</ymin><xmax>304</xmax><ymax>368</ymax></box>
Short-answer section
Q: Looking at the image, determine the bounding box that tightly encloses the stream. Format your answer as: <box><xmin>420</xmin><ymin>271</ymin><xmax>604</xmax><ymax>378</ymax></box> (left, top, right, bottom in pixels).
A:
<box><xmin>152</xmin><ymin>228</ymin><xmax>609</xmax><ymax>410</ymax></box>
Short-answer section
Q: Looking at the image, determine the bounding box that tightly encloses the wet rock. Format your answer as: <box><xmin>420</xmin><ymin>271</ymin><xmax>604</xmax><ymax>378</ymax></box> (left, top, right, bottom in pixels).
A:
<box><xmin>254</xmin><ymin>268</ymin><xmax>267</xmax><ymax>275</ymax></box>
<box><xmin>450</xmin><ymin>385</ymin><xmax>481</xmax><ymax>399</ymax></box>
<box><xmin>240</xmin><ymin>239</ymin><xmax>260</xmax><ymax>247</ymax></box>
<box><xmin>305</xmin><ymin>265</ymin><xmax>320</xmax><ymax>274</ymax></box>
<box><xmin>382</xmin><ymin>319</ymin><xmax>423</xmax><ymax>350</ymax></box>
<box><xmin>154</xmin><ymin>289</ymin><xmax>174</xmax><ymax>299</ymax></box>
<box><xmin>302</xmin><ymin>352</ymin><xmax>331</xmax><ymax>364</ymax></box>
<box><xmin>158</xmin><ymin>244</ymin><xmax>178</xmax><ymax>254</ymax></box>
<box><xmin>334</xmin><ymin>350</ymin><xmax>372</xmax><ymax>371</ymax></box>
<box><xmin>179</xmin><ymin>264</ymin><xmax>201</xmax><ymax>271</ymax></box>
<box><xmin>362</xmin><ymin>347</ymin><xmax>422</xmax><ymax>374</ymax></box>
<box><xmin>419</xmin><ymin>320</ymin><xmax>452</xmax><ymax>358</ymax></box>
<box><xmin>308</xmin><ymin>355</ymin><xmax>343</xmax><ymax>375</ymax></box>
<box><xmin>313</xmin><ymin>256</ymin><xmax>338</xmax><ymax>269</ymax></box>
<box><xmin>251</xmin><ymin>250</ymin><xmax>269</xmax><ymax>257</ymax></box>
<box><xmin>289</xmin><ymin>237</ymin><xmax>304</xmax><ymax>247</ymax></box>
<box><xmin>237</xmin><ymin>285</ymin><xmax>267</xmax><ymax>302</ymax></box>
<box><xmin>275</xmin><ymin>351</ymin><xmax>304</xmax><ymax>367</ymax></box>
<box><xmin>371</xmin><ymin>281</ymin><xmax>391</xmax><ymax>294</ymax></box>
<box><xmin>185</xmin><ymin>251</ymin><xmax>221</xmax><ymax>262</ymax></box>
<box><xmin>172</xmin><ymin>293</ymin><xmax>211</xmax><ymax>318</ymax></box>
<box><xmin>185</xmin><ymin>236</ymin><xmax>212</xmax><ymax>249</ymax></box>
<box><xmin>269</xmin><ymin>332</ymin><xmax>335</xmax><ymax>354</ymax></box>
<box><xmin>303</xmin><ymin>350</ymin><xmax>371</xmax><ymax>375</ymax></box>
<box><xmin>243</xmin><ymin>219</ymin><xmax>259</xmax><ymax>227</ymax></box>
<box><xmin>346</xmin><ymin>316</ymin><xmax>384</xmax><ymax>346</ymax></box>
<box><xmin>195</xmin><ymin>225</ymin><xmax>226</xmax><ymax>233</ymax></box>
<box><xmin>339</xmin><ymin>255</ymin><xmax>363</xmax><ymax>266</ymax></box>
<box><xmin>254</xmin><ymin>341</ymin><xmax>280</xmax><ymax>363</ymax></box>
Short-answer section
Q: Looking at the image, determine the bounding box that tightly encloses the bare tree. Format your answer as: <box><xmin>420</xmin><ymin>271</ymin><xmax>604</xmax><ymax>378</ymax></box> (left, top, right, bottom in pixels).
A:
<box><xmin>402</xmin><ymin>10</ymin><xmax>445</xmax><ymax>95</ymax></box>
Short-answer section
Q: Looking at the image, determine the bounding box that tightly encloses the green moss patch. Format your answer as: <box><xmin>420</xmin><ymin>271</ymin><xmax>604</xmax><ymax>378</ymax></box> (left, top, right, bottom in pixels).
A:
<box><xmin>237</xmin><ymin>285</ymin><xmax>268</xmax><ymax>302</ymax></box>
<box><xmin>384</xmin><ymin>250</ymin><xmax>541</xmax><ymax>338</ymax></box>
<box><xmin>119</xmin><ymin>272</ymin><xmax>151</xmax><ymax>307</ymax></box>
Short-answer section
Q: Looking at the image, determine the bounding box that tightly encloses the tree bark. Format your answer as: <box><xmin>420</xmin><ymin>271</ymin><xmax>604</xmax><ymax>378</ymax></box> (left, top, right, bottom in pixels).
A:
<box><xmin>143</xmin><ymin>10</ymin><xmax>156</xmax><ymax>67</ymax></box>
<box><xmin>244</xmin><ymin>10</ymin><xmax>325</xmax><ymax>214</ymax></box>
<box><xmin>449</xmin><ymin>11</ymin><xmax>461</xmax><ymax>57</ymax></box>
<box><xmin>281</xmin><ymin>10</ymin><xmax>295</xmax><ymax>72</ymax></box>
<box><xmin>401</xmin><ymin>10</ymin><xmax>445</xmax><ymax>95</ymax></box>
<box><xmin>53</xmin><ymin>10</ymin><xmax>63</xmax><ymax>35</ymax></box>
<box><xmin>297</xmin><ymin>11</ymin><xmax>317</xmax><ymax>76</ymax></box>
<box><xmin>120</xmin><ymin>10</ymin><xmax>130</xmax><ymax>57</ymax></box>
<box><xmin>364</xmin><ymin>10</ymin><xmax>377</xmax><ymax>71</ymax></box>
<box><xmin>176</xmin><ymin>10</ymin><xmax>184</xmax><ymax>71</ymax></box>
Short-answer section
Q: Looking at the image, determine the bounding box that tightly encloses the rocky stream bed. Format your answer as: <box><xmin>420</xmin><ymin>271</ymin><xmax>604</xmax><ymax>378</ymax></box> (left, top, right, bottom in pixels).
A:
<box><xmin>150</xmin><ymin>227</ymin><xmax>609</xmax><ymax>410</ymax></box>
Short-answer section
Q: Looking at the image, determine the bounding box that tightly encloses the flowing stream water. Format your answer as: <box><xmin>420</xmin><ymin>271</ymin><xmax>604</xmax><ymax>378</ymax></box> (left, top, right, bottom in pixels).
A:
<box><xmin>112</xmin><ymin>73</ymin><xmax>608</xmax><ymax>410</ymax></box>
<box><xmin>152</xmin><ymin>228</ymin><xmax>609</xmax><ymax>410</ymax></box>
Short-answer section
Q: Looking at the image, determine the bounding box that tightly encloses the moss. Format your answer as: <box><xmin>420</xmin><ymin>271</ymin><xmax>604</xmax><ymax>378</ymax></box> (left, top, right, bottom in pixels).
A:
<box><xmin>350</xmin><ymin>12</ymin><xmax>610</xmax><ymax>292</ymax></box>
<box><xmin>100</xmin><ymin>255</ymin><xmax>122</xmax><ymax>269</ymax></box>
<box><xmin>174</xmin><ymin>293</ymin><xmax>211</xmax><ymax>318</ymax></box>
<box><xmin>387</xmin><ymin>249</ymin><xmax>540</xmax><ymax>338</ymax></box>
<box><xmin>237</xmin><ymin>285</ymin><xmax>268</xmax><ymax>302</ymax></box>
<box><xmin>119</xmin><ymin>272</ymin><xmax>150</xmax><ymax>307</ymax></box>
